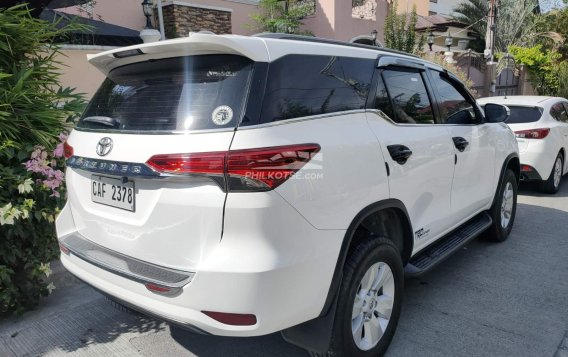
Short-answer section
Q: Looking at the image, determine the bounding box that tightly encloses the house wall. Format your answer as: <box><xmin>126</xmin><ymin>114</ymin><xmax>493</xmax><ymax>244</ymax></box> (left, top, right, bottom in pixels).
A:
<box><xmin>428</xmin><ymin>0</ymin><xmax>460</xmax><ymax>16</ymax></box>
<box><xmin>336</xmin><ymin>0</ymin><xmax>389</xmax><ymax>42</ymax></box>
<box><xmin>57</xmin><ymin>0</ymin><xmax>145</xmax><ymax>30</ymax></box>
<box><xmin>58</xmin><ymin>0</ymin><xmax>259</xmax><ymax>35</ymax></box>
<box><xmin>56</xmin><ymin>47</ymin><xmax>107</xmax><ymax>99</ymax></box>
<box><xmin>167</xmin><ymin>0</ymin><xmax>258</xmax><ymax>35</ymax></box>
<box><xmin>397</xmin><ymin>0</ymin><xmax>429</xmax><ymax>16</ymax></box>
<box><xmin>162</xmin><ymin>3</ymin><xmax>232</xmax><ymax>37</ymax></box>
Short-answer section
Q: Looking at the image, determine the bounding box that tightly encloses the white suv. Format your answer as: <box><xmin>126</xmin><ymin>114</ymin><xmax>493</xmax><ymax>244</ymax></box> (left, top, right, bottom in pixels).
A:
<box><xmin>56</xmin><ymin>33</ymin><xmax>519</xmax><ymax>356</ymax></box>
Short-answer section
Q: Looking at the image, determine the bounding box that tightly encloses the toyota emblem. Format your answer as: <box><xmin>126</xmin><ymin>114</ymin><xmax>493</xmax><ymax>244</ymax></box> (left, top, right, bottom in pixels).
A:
<box><xmin>96</xmin><ymin>137</ymin><xmax>113</xmax><ymax>156</ymax></box>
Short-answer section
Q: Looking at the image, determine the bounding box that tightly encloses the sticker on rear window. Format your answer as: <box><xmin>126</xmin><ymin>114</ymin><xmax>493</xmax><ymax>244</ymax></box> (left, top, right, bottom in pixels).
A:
<box><xmin>212</xmin><ymin>105</ymin><xmax>234</xmax><ymax>126</ymax></box>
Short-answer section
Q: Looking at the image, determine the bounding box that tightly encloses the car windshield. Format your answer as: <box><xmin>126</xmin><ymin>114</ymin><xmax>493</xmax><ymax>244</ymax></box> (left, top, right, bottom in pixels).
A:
<box><xmin>76</xmin><ymin>54</ymin><xmax>253</xmax><ymax>132</ymax></box>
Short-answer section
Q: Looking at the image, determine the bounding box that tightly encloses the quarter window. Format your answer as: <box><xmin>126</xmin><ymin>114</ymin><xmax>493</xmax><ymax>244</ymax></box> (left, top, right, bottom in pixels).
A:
<box><xmin>430</xmin><ymin>71</ymin><xmax>476</xmax><ymax>124</ymax></box>
<box><xmin>380</xmin><ymin>69</ymin><xmax>435</xmax><ymax>124</ymax></box>
<box><xmin>260</xmin><ymin>55</ymin><xmax>375</xmax><ymax>123</ymax></box>
<box><xmin>551</xmin><ymin>102</ymin><xmax>568</xmax><ymax>123</ymax></box>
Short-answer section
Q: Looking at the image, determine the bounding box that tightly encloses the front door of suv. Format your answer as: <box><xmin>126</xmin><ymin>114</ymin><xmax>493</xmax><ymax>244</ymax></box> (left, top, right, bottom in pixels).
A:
<box><xmin>427</xmin><ymin>70</ymin><xmax>495</xmax><ymax>222</ymax></box>
<box><xmin>366</xmin><ymin>65</ymin><xmax>455</xmax><ymax>254</ymax></box>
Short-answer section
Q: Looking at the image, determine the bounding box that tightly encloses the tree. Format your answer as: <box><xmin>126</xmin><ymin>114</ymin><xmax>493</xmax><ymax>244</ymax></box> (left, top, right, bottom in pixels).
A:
<box><xmin>452</xmin><ymin>0</ymin><xmax>542</xmax><ymax>52</ymax></box>
<box><xmin>0</xmin><ymin>4</ymin><xmax>86</xmax><ymax>316</ymax></box>
<box><xmin>508</xmin><ymin>45</ymin><xmax>561</xmax><ymax>95</ymax></box>
<box><xmin>248</xmin><ymin>0</ymin><xmax>314</xmax><ymax>34</ymax></box>
<box><xmin>383</xmin><ymin>0</ymin><xmax>424</xmax><ymax>54</ymax></box>
<box><xmin>535</xmin><ymin>7</ymin><xmax>568</xmax><ymax>57</ymax></box>
<box><xmin>0</xmin><ymin>4</ymin><xmax>86</xmax><ymax>147</ymax></box>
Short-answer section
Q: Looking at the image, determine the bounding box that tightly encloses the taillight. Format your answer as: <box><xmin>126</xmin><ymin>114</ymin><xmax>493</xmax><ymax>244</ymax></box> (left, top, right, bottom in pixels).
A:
<box><xmin>63</xmin><ymin>141</ymin><xmax>74</xmax><ymax>159</ymax></box>
<box><xmin>145</xmin><ymin>152</ymin><xmax>225</xmax><ymax>175</ymax></box>
<box><xmin>514</xmin><ymin>128</ymin><xmax>550</xmax><ymax>139</ymax></box>
<box><xmin>146</xmin><ymin>144</ymin><xmax>320</xmax><ymax>192</ymax></box>
<box><xmin>521</xmin><ymin>165</ymin><xmax>534</xmax><ymax>172</ymax></box>
<box><xmin>59</xmin><ymin>243</ymin><xmax>70</xmax><ymax>255</ymax></box>
<box><xmin>226</xmin><ymin>144</ymin><xmax>320</xmax><ymax>191</ymax></box>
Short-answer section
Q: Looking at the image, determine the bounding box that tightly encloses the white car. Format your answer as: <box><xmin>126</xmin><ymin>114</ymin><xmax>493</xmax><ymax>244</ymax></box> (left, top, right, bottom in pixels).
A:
<box><xmin>478</xmin><ymin>96</ymin><xmax>568</xmax><ymax>193</ymax></box>
<box><xmin>56</xmin><ymin>33</ymin><xmax>519</xmax><ymax>356</ymax></box>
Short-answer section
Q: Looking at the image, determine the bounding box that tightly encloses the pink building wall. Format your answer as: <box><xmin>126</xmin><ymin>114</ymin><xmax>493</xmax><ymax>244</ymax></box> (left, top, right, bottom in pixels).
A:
<box><xmin>58</xmin><ymin>0</ymin><xmax>146</xmax><ymax>30</ymax></box>
<box><xmin>302</xmin><ymin>1</ymin><xmax>391</xmax><ymax>43</ymax></box>
<box><xmin>56</xmin><ymin>0</ymin><xmax>424</xmax><ymax>42</ymax></box>
<box><xmin>58</xmin><ymin>0</ymin><xmax>259</xmax><ymax>35</ymax></box>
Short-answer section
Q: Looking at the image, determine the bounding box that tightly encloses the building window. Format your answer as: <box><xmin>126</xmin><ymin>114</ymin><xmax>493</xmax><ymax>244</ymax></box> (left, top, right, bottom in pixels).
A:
<box><xmin>352</xmin><ymin>0</ymin><xmax>376</xmax><ymax>20</ymax></box>
<box><xmin>429</xmin><ymin>11</ymin><xmax>437</xmax><ymax>16</ymax></box>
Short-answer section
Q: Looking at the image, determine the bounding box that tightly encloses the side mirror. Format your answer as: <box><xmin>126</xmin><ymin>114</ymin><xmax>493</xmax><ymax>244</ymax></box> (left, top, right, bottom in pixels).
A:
<box><xmin>484</xmin><ymin>103</ymin><xmax>510</xmax><ymax>123</ymax></box>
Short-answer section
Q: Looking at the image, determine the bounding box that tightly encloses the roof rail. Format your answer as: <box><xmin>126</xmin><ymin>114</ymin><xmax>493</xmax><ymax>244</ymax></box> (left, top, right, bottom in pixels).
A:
<box><xmin>253</xmin><ymin>33</ymin><xmax>419</xmax><ymax>59</ymax></box>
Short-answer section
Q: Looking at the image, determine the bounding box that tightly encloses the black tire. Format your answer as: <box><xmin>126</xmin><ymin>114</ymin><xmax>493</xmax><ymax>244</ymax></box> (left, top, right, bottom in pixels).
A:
<box><xmin>484</xmin><ymin>169</ymin><xmax>517</xmax><ymax>242</ymax></box>
<box><xmin>540</xmin><ymin>153</ymin><xmax>563</xmax><ymax>194</ymax></box>
<box><xmin>314</xmin><ymin>238</ymin><xmax>404</xmax><ymax>357</ymax></box>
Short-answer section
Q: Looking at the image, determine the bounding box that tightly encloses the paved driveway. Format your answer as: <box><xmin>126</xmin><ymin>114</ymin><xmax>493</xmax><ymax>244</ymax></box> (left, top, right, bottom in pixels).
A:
<box><xmin>1</xmin><ymin>181</ymin><xmax>567</xmax><ymax>357</ymax></box>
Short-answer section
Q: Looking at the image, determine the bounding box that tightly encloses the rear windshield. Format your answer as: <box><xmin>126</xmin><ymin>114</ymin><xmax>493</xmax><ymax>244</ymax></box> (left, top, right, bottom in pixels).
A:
<box><xmin>77</xmin><ymin>54</ymin><xmax>253</xmax><ymax>132</ymax></box>
<box><xmin>503</xmin><ymin>106</ymin><xmax>543</xmax><ymax>124</ymax></box>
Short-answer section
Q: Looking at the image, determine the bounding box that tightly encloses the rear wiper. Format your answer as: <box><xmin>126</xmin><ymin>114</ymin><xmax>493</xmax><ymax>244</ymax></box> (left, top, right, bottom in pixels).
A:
<box><xmin>82</xmin><ymin>116</ymin><xmax>121</xmax><ymax>128</ymax></box>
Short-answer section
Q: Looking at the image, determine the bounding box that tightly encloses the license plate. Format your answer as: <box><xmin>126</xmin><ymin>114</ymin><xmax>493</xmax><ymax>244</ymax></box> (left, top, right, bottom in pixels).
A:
<box><xmin>91</xmin><ymin>175</ymin><xmax>135</xmax><ymax>211</ymax></box>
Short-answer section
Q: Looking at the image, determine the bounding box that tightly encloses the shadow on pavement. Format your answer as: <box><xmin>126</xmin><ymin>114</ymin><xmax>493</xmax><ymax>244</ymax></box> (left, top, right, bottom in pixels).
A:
<box><xmin>387</xmin><ymin>202</ymin><xmax>568</xmax><ymax>356</ymax></box>
<box><xmin>169</xmin><ymin>327</ymin><xmax>306</xmax><ymax>357</ymax></box>
<box><xmin>518</xmin><ymin>178</ymin><xmax>568</xmax><ymax>198</ymax></box>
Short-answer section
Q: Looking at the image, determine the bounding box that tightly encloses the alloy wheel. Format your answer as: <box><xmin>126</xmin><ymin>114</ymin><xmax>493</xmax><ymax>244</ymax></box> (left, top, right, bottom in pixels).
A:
<box><xmin>351</xmin><ymin>262</ymin><xmax>395</xmax><ymax>351</ymax></box>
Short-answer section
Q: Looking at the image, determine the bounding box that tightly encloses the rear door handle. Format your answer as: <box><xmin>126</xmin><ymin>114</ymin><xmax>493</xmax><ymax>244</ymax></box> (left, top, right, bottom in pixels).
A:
<box><xmin>452</xmin><ymin>137</ymin><xmax>469</xmax><ymax>152</ymax></box>
<box><xmin>387</xmin><ymin>145</ymin><xmax>413</xmax><ymax>165</ymax></box>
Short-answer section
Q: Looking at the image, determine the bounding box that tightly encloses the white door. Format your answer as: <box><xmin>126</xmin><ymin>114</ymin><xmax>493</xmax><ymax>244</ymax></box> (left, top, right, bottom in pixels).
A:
<box><xmin>366</xmin><ymin>67</ymin><xmax>455</xmax><ymax>253</ymax></box>
<box><xmin>427</xmin><ymin>69</ymin><xmax>495</xmax><ymax>221</ymax></box>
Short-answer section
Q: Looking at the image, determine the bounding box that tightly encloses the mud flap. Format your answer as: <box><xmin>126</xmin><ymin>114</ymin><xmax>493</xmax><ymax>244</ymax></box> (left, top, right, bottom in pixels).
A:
<box><xmin>280</xmin><ymin>290</ymin><xmax>339</xmax><ymax>354</ymax></box>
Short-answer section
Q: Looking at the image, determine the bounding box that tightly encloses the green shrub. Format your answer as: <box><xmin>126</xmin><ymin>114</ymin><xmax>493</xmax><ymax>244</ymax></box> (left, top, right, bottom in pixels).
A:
<box><xmin>383</xmin><ymin>0</ymin><xmax>425</xmax><ymax>55</ymax></box>
<box><xmin>0</xmin><ymin>140</ymin><xmax>67</xmax><ymax>316</ymax></box>
<box><xmin>0</xmin><ymin>5</ymin><xmax>86</xmax><ymax>316</ymax></box>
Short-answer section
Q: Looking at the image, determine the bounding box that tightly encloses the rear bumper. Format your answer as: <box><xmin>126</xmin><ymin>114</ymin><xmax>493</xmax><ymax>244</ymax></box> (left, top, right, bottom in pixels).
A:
<box><xmin>56</xmin><ymin>193</ymin><xmax>345</xmax><ymax>337</ymax></box>
<box><xmin>519</xmin><ymin>140</ymin><xmax>560</xmax><ymax>181</ymax></box>
<box><xmin>520</xmin><ymin>165</ymin><xmax>543</xmax><ymax>181</ymax></box>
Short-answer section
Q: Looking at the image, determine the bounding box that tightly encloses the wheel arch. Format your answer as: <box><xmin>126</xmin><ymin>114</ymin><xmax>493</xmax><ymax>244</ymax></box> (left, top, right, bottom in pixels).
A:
<box><xmin>319</xmin><ymin>198</ymin><xmax>413</xmax><ymax>318</ymax></box>
<box><xmin>492</xmin><ymin>153</ymin><xmax>520</xmax><ymax>210</ymax></box>
<box><xmin>281</xmin><ymin>199</ymin><xmax>413</xmax><ymax>354</ymax></box>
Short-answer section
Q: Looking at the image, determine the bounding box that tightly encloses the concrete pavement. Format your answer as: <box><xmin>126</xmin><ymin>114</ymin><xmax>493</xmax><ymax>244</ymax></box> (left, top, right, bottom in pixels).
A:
<box><xmin>1</xmin><ymin>180</ymin><xmax>567</xmax><ymax>356</ymax></box>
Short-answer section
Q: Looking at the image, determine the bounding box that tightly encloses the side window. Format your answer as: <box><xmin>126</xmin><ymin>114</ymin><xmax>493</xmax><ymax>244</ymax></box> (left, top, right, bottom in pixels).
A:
<box><xmin>551</xmin><ymin>102</ymin><xmax>568</xmax><ymax>123</ymax></box>
<box><xmin>430</xmin><ymin>71</ymin><xmax>476</xmax><ymax>124</ymax></box>
<box><xmin>260</xmin><ymin>55</ymin><xmax>375</xmax><ymax>123</ymax></box>
<box><xmin>373</xmin><ymin>75</ymin><xmax>395</xmax><ymax>121</ymax></box>
<box><xmin>380</xmin><ymin>69</ymin><xmax>435</xmax><ymax>124</ymax></box>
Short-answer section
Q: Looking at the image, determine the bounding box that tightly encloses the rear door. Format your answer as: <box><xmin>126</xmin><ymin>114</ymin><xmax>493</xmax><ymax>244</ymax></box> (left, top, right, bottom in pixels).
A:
<box><xmin>65</xmin><ymin>54</ymin><xmax>253</xmax><ymax>271</ymax></box>
<box><xmin>366</xmin><ymin>64</ymin><xmax>455</xmax><ymax>253</ymax></box>
<box><xmin>427</xmin><ymin>69</ymin><xmax>495</xmax><ymax>221</ymax></box>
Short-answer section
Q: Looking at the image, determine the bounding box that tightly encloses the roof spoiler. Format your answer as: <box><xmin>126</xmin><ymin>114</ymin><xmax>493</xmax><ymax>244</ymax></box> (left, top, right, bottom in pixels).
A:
<box><xmin>87</xmin><ymin>33</ymin><xmax>269</xmax><ymax>76</ymax></box>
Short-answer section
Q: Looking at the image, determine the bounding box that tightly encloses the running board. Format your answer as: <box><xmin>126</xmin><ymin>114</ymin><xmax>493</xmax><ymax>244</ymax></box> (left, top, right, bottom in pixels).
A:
<box><xmin>405</xmin><ymin>212</ymin><xmax>493</xmax><ymax>277</ymax></box>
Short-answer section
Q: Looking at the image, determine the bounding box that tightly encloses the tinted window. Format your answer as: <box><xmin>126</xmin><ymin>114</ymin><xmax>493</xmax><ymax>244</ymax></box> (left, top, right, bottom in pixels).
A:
<box><xmin>381</xmin><ymin>69</ymin><xmax>435</xmax><ymax>124</ymax></box>
<box><xmin>500</xmin><ymin>106</ymin><xmax>543</xmax><ymax>124</ymax></box>
<box><xmin>260</xmin><ymin>55</ymin><xmax>374</xmax><ymax>122</ymax></box>
<box><xmin>77</xmin><ymin>55</ymin><xmax>253</xmax><ymax>132</ymax></box>
<box><xmin>373</xmin><ymin>75</ymin><xmax>395</xmax><ymax>121</ymax></box>
<box><xmin>550</xmin><ymin>102</ymin><xmax>568</xmax><ymax>123</ymax></box>
<box><xmin>430</xmin><ymin>71</ymin><xmax>476</xmax><ymax>124</ymax></box>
